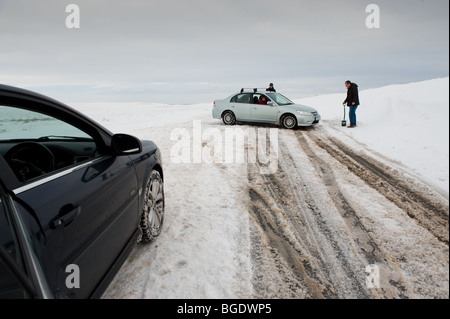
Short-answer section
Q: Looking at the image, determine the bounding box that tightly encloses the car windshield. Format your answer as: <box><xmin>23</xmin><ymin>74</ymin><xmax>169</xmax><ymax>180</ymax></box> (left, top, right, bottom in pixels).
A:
<box><xmin>266</xmin><ymin>93</ymin><xmax>294</xmax><ymax>106</ymax></box>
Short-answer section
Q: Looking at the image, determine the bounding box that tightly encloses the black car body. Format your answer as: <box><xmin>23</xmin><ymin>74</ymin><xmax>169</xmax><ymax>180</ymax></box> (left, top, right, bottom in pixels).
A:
<box><xmin>0</xmin><ymin>85</ymin><xmax>164</xmax><ymax>299</ymax></box>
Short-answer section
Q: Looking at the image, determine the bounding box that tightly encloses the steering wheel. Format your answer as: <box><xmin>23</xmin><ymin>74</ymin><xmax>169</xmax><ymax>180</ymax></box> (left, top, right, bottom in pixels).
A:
<box><xmin>4</xmin><ymin>142</ymin><xmax>56</xmax><ymax>182</ymax></box>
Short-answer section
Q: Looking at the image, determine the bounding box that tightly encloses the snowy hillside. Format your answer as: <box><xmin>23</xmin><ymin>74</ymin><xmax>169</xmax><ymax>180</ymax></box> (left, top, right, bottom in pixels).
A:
<box><xmin>296</xmin><ymin>77</ymin><xmax>449</xmax><ymax>195</ymax></box>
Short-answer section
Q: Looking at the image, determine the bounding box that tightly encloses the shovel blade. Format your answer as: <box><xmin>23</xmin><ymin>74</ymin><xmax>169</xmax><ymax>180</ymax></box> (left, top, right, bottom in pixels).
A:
<box><xmin>342</xmin><ymin>120</ymin><xmax>347</xmax><ymax>127</ymax></box>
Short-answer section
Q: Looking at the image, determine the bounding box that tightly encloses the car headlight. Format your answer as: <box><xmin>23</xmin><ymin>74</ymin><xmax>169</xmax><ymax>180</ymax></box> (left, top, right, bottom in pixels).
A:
<box><xmin>297</xmin><ymin>111</ymin><xmax>311</xmax><ymax>116</ymax></box>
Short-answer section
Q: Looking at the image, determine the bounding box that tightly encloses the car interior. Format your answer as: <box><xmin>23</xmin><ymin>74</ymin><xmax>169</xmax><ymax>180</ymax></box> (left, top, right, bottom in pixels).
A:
<box><xmin>0</xmin><ymin>140</ymin><xmax>99</xmax><ymax>183</ymax></box>
<box><xmin>0</xmin><ymin>105</ymin><xmax>100</xmax><ymax>183</ymax></box>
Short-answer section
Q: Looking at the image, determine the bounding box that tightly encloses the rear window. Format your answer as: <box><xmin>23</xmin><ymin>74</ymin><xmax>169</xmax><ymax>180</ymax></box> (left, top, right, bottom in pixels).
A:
<box><xmin>230</xmin><ymin>94</ymin><xmax>251</xmax><ymax>104</ymax></box>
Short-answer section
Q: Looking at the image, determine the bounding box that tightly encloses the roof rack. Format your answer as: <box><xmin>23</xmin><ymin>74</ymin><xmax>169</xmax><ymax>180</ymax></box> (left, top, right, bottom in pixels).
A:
<box><xmin>240</xmin><ymin>88</ymin><xmax>267</xmax><ymax>94</ymax></box>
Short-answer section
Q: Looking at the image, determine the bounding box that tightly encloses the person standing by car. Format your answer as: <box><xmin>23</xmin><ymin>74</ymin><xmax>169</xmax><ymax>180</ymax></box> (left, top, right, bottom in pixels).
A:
<box><xmin>343</xmin><ymin>80</ymin><xmax>360</xmax><ymax>128</ymax></box>
<box><xmin>266</xmin><ymin>83</ymin><xmax>276</xmax><ymax>92</ymax></box>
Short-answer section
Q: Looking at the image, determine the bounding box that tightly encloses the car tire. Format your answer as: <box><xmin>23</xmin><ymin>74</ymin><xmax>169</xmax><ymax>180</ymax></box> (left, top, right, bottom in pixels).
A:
<box><xmin>282</xmin><ymin>114</ymin><xmax>297</xmax><ymax>129</ymax></box>
<box><xmin>222</xmin><ymin>111</ymin><xmax>236</xmax><ymax>126</ymax></box>
<box><xmin>139</xmin><ymin>170</ymin><xmax>165</xmax><ymax>243</ymax></box>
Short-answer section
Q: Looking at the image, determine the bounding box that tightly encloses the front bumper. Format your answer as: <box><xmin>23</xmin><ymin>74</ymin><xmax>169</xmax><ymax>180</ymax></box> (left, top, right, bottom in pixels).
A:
<box><xmin>296</xmin><ymin>113</ymin><xmax>321</xmax><ymax>127</ymax></box>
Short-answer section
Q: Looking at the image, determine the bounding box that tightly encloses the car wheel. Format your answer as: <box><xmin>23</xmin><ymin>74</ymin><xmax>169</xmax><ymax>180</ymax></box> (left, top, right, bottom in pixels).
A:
<box><xmin>282</xmin><ymin>115</ymin><xmax>297</xmax><ymax>129</ymax></box>
<box><xmin>222</xmin><ymin>111</ymin><xmax>236</xmax><ymax>126</ymax></box>
<box><xmin>139</xmin><ymin>170</ymin><xmax>165</xmax><ymax>243</ymax></box>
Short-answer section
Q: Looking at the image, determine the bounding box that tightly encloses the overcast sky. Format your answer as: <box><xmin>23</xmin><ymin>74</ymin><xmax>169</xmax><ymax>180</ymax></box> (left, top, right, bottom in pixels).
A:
<box><xmin>0</xmin><ymin>0</ymin><xmax>448</xmax><ymax>104</ymax></box>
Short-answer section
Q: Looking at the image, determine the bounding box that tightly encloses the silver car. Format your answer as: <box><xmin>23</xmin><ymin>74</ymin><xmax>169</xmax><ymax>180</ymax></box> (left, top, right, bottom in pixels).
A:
<box><xmin>212</xmin><ymin>89</ymin><xmax>321</xmax><ymax>129</ymax></box>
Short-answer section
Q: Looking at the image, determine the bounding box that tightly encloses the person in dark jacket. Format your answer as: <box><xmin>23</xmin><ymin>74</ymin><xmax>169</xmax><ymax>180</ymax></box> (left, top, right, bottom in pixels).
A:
<box><xmin>266</xmin><ymin>83</ymin><xmax>276</xmax><ymax>92</ymax></box>
<box><xmin>343</xmin><ymin>81</ymin><xmax>360</xmax><ymax>128</ymax></box>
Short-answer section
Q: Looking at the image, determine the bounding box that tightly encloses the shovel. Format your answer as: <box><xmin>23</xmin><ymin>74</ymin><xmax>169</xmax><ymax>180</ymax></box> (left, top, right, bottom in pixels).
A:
<box><xmin>341</xmin><ymin>103</ymin><xmax>347</xmax><ymax>127</ymax></box>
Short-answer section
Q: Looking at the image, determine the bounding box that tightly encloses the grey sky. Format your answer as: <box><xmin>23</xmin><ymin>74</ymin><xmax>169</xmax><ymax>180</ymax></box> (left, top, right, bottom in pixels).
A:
<box><xmin>0</xmin><ymin>0</ymin><xmax>448</xmax><ymax>104</ymax></box>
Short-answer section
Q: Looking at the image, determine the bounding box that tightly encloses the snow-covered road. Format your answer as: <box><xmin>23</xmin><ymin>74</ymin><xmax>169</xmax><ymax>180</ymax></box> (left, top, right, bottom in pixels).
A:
<box><xmin>70</xmin><ymin>79</ymin><xmax>449</xmax><ymax>299</ymax></box>
<box><xmin>248</xmin><ymin>127</ymin><xmax>448</xmax><ymax>298</ymax></box>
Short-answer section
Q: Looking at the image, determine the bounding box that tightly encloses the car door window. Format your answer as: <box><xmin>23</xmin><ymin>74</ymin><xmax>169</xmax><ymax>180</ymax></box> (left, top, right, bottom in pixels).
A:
<box><xmin>0</xmin><ymin>105</ymin><xmax>100</xmax><ymax>183</ymax></box>
<box><xmin>252</xmin><ymin>94</ymin><xmax>272</xmax><ymax>104</ymax></box>
<box><xmin>266</xmin><ymin>93</ymin><xmax>294</xmax><ymax>106</ymax></box>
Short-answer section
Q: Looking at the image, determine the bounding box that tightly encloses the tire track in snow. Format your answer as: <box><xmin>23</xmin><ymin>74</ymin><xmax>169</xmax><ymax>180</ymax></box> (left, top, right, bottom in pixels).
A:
<box><xmin>246</xmin><ymin>124</ymin><xmax>450</xmax><ymax>298</ymax></box>
<box><xmin>248</xmin><ymin>130</ymin><xmax>375</xmax><ymax>299</ymax></box>
<box><xmin>307</xmin><ymin>132</ymin><xmax>449</xmax><ymax>245</ymax></box>
<box><xmin>296</xmin><ymin>132</ymin><xmax>388</xmax><ymax>266</ymax></box>
<box><xmin>295</xmin><ymin>131</ymin><xmax>410</xmax><ymax>298</ymax></box>
<box><xmin>248</xmin><ymin>165</ymin><xmax>333</xmax><ymax>299</ymax></box>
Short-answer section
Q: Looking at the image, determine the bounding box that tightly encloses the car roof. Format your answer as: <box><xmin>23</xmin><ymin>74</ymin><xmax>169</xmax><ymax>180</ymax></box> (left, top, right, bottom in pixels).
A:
<box><xmin>0</xmin><ymin>84</ymin><xmax>64</xmax><ymax>105</ymax></box>
<box><xmin>234</xmin><ymin>91</ymin><xmax>277</xmax><ymax>96</ymax></box>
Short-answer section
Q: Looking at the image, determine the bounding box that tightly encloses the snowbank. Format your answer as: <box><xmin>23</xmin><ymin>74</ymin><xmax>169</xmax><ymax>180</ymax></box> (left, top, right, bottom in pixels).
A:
<box><xmin>295</xmin><ymin>78</ymin><xmax>449</xmax><ymax>195</ymax></box>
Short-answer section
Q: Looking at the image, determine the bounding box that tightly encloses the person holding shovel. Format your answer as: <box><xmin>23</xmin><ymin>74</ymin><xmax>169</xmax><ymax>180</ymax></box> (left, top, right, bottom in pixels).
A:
<box><xmin>343</xmin><ymin>80</ymin><xmax>360</xmax><ymax>128</ymax></box>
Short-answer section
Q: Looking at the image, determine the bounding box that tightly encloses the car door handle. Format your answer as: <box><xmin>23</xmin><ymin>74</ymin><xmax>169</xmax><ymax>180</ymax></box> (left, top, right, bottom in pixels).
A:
<box><xmin>52</xmin><ymin>204</ymin><xmax>81</xmax><ymax>229</ymax></box>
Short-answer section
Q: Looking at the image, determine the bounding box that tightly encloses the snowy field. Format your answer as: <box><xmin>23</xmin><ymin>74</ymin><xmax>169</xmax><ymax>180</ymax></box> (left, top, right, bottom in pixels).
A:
<box><xmin>69</xmin><ymin>78</ymin><xmax>448</xmax><ymax>299</ymax></box>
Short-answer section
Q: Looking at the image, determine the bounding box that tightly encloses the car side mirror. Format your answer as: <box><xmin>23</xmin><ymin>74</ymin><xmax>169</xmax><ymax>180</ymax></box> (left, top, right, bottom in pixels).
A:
<box><xmin>267</xmin><ymin>101</ymin><xmax>275</xmax><ymax>106</ymax></box>
<box><xmin>111</xmin><ymin>134</ymin><xmax>142</xmax><ymax>155</ymax></box>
